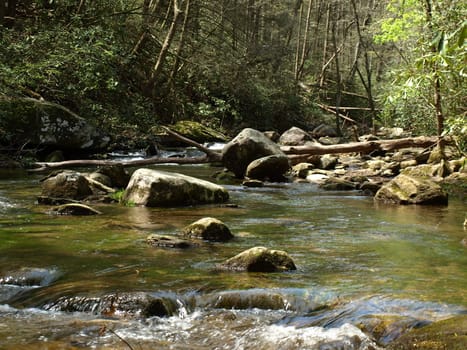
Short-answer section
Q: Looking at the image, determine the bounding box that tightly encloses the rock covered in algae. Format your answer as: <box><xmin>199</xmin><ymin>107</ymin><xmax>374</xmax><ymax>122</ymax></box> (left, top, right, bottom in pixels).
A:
<box><xmin>374</xmin><ymin>174</ymin><xmax>448</xmax><ymax>205</ymax></box>
<box><xmin>219</xmin><ymin>246</ymin><xmax>296</xmax><ymax>272</ymax></box>
<box><xmin>182</xmin><ymin>217</ymin><xmax>233</xmax><ymax>242</ymax></box>
<box><xmin>123</xmin><ymin>168</ymin><xmax>229</xmax><ymax>207</ymax></box>
<box><xmin>387</xmin><ymin>315</ymin><xmax>467</xmax><ymax>350</ymax></box>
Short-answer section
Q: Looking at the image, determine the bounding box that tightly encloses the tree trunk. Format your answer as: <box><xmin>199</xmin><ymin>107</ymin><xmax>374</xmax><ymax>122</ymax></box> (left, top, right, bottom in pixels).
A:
<box><xmin>319</xmin><ymin>3</ymin><xmax>331</xmax><ymax>87</ymax></box>
<box><xmin>296</xmin><ymin>0</ymin><xmax>313</xmax><ymax>80</ymax></box>
<box><xmin>424</xmin><ymin>0</ymin><xmax>445</xmax><ymax>154</ymax></box>
<box><xmin>148</xmin><ymin>0</ymin><xmax>182</xmax><ymax>88</ymax></box>
<box><xmin>169</xmin><ymin>0</ymin><xmax>190</xmax><ymax>82</ymax></box>
<box><xmin>350</xmin><ymin>0</ymin><xmax>377</xmax><ymax>134</ymax></box>
<box><xmin>0</xmin><ymin>1</ymin><xmax>5</xmax><ymax>25</ymax></box>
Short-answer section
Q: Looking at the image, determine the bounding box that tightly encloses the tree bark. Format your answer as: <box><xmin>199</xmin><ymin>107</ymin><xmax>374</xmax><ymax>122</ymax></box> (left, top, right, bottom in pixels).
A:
<box><xmin>28</xmin><ymin>126</ymin><xmax>222</xmax><ymax>173</ymax></box>
<box><xmin>281</xmin><ymin>136</ymin><xmax>443</xmax><ymax>156</ymax></box>
<box><xmin>148</xmin><ymin>0</ymin><xmax>182</xmax><ymax>87</ymax></box>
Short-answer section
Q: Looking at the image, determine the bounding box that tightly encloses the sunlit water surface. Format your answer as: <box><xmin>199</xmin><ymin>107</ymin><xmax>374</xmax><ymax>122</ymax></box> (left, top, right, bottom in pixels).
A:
<box><xmin>0</xmin><ymin>165</ymin><xmax>465</xmax><ymax>349</ymax></box>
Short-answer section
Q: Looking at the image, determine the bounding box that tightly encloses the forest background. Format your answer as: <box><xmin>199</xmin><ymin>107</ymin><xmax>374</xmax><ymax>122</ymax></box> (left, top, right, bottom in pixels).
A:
<box><xmin>0</xmin><ymin>0</ymin><xmax>465</xmax><ymax>152</ymax></box>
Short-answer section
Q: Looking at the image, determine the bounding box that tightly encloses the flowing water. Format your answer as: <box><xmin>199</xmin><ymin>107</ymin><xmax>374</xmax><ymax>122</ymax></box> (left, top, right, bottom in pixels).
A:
<box><xmin>0</xmin><ymin>164</ymin><xmax>466</xmax><ymax>349</ymax></box>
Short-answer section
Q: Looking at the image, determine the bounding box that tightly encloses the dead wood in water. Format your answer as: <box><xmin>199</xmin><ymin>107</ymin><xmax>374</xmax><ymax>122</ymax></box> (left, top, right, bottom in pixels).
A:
<box><xmin>28</xmin><ymin>155</ymin><xmax>214</xmax><ymax>173</ymax></box>
<box><xmin>29</xmin><ymin>133</ymin><xmax>446</xmax><ymax>173</ymax></box>
<box><xmin>28</xmin><ymin>126</ymin><xmax>221</xmax><ymax>173</ymax></box>
<box><xmin>281</xmin><ymin>136</ymin><xmax>444</xmax><ymax>156</ymax></box>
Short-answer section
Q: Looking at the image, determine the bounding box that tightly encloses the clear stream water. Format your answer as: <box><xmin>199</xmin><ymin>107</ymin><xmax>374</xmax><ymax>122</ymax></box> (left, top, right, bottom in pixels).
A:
<box><xmin>0</xmin><ymin>164</ymin><xmax>466</xmax><ymax>349</ymax></box>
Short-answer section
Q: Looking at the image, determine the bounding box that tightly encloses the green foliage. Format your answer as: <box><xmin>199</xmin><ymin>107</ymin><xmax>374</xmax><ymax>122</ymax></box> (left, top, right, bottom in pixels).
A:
<box><xmin>109</xmin><ymin>189</ymin><xmax>125</xmax><ymax>203</ymax></box>
<box><xmin>375</xmin><ymin>0</ymin><xmax>466</xmax><ymax>146</ymax></box>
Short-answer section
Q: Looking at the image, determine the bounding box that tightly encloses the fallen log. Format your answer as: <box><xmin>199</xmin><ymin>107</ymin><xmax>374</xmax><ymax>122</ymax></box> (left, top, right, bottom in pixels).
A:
<box><xmin>28</xmin><ymin>126</ymin><xmax>221</xmax><ymax>173</ymax></box>
<box><xmin>280</xmin><ymin>136</ymin><xmax>445</xmax><ymax>156</ymax></box>
<box><xmin>28</xmin><ymin>155</ymin><xmax>213</xmax><ymax>173</ymax></box>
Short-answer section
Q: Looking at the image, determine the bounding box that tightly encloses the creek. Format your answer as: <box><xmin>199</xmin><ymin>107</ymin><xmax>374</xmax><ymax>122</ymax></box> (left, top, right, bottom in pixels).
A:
<box><xmin>0</xmin><ymin>163</ymin><xmax>466</xmax><ymax>349</ymax></box>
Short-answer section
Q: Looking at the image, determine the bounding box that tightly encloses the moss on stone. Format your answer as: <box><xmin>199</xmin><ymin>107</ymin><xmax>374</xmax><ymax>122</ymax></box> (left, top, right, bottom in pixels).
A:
<box><xmin>388</xmin><ymin>315</ymin><xmax>467</xmax><ymax>350</ymax></box>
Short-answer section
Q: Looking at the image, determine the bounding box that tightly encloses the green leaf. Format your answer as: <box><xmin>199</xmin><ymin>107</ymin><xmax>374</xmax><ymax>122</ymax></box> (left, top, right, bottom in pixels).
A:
<box><xmin>458</xmin><ymin>22</ymin><xmax>467</xmax><ymax>48</ymax></box>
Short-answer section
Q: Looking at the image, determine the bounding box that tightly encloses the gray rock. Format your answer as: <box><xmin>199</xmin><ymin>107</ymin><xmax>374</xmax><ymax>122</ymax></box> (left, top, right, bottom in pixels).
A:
<box><xmin>219</xmin><ymin>246</ymin><xmax>296</xmax><ymax>272</ymax></box>
<box><xmin>96</xmin><ymin>165</ymin><xmax>130</xmax><ymax>188</ymax></box>
<box><xmin>222</xmin><ymin>128</ymin><xmax>286</xmax><ymax>178</ymax></box>
<box><xmin>278</xmin><ymin>126</ymin><xmax>314</xmax><ymax>146</ymax></box>
<box><xmin>374</xmin><ymin>174</ymin><xmax>448</xmax><ymax>205</ymax></box>
<box><xmin>182</xmin><ymin>217</ymin><xmax>233</xmax><ymax>242</ymax></box>
<box><xmin>291</xmin><ymin>162</ymin><xmax>315</xmax><ymax>178</ymax></box>
<box><xmin>123</xmin><ymin>168</ymin><xmax>229</xmax><ymax>207</ymax></box>
<box><xmin>319</xmin><ymin>154</ymin><xmax>339</xmax><ymax>170</ymax></box>
<box><xmin>245</xmin><ymin>154</ymin><xmax>290</xmax><ymax>182</ymax></box>
<box><xmin>41</xmin><ymin>171</ymin><xmax>92</xmax><ymax>200</ymax></box>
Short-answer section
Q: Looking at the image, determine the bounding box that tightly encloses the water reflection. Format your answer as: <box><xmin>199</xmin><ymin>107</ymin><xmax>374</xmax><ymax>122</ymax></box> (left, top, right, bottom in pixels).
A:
<box><xmin>0</xmin><ymin>168</ymin><xmax>466</xmax><ymax>348</ymax></box>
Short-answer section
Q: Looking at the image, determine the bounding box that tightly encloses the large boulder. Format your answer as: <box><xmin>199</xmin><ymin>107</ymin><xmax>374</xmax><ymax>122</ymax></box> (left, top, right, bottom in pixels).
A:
<box><xmin>122</xmin><ymin>168</ymin><xmax>229</xmax><ymax>207</ymax></box>
<box><xmin>245</xmin><ymin>154</ymin><xmax>290</xmax><ymax>182</ymax></box>
<box><xmin>0</xmin><ymin>97</ymin><xmax>109</xmax><ymax>151</ymax></box>
<box><xmin>222</xmin><ymin>128</ymin><xmax>286</xmax><ymax>178</ymax></box>
<box><xmin>40</xmin><ymin>171</ymin><xmax>93</xmax><ymax>200</ymax></box>
<box><xmin>182</xmin><ymin>217</ymin><xmax>233</xmax><ymax>242</ymax></box>
<box><xmin>219</xmin><ymin>246</ymin><xmax>296</xmax><ymax>272</ymax></box>
<box><xmin>278</xmin><ymin>126</ymin><xmax>314</xmax><ymax>146</ymax></box>
<box><xmin>374</xmin><ymin>174</ymin><xmax>448</xmax><ymax>205</ymax></box>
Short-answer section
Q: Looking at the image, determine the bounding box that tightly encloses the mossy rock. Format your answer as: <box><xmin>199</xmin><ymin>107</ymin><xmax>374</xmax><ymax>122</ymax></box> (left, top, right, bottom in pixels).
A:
<box><xmin>388</xmin><ymin>315</ymin><xmax>467</xmax><ymax>350</ymax></box>
<box><xmin>182</xmin><ymin>217</ymin><xmax>233</xmax><ymax>242</ymax></box>
<box><xmin>147</xmin><ymin>234</ymin><xmax>193</xmax><ymax>249</ymax></box>
<box><xmin>219</xmin><ymin>246</ymin><xmax>296</xmax><ymax>272</ymax></box>
<box><xmin>172</xmin><ymin>120</ymin><xmax>228</xmax><ymax>143</ymax></box>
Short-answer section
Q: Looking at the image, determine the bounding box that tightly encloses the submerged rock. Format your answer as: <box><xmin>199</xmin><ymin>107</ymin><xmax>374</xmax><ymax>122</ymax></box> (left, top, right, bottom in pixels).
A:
<box><xmin>242</xmin><ymin>179</ymin><xmax>264</xmax><ymax>187</ymax></box>
<box><xmin>182</xmin><ymin>217</ymin><xmax>234</xmax><ymax>242</ymax></box>
<box><xmin>51</xmin><ymin>203</ymin><xmax>102</xmax><ymax>216</ymax></box>
<box><xmin>374</xmin><ymin>174</ymin><xmax>448</xmax><ymax>205</ymax></box>
<box><xmin>43</xmin><ymin>292</ymin><xmax>179</xmax><ymax>318</ymax></box>
<box><xmin>147</xmin><ymin>234</ymin><xmax>193</xmax><ymax>249</ymax></box>
<box><xmin>123</xmin><ymin>168</ymin><xmax>229</xmax><ymax>207</ymax></box>
<box><xmin>219</xmin><ymin>246</ymin><xmax>296</xmax><ymax>272</ymax></box>
<box><xmin>203</xmin><ymin>290</ymin><xmax>290</xmax><ymax>310</ymax></box>
<box><xmin>0</xmin><ymin>267</ymin><xmax>60</xmax><ymax>287</ymax></box>
<box><xmin>387</xmin><ymin>315</ymin><xmax>467</xmax><ymax>350</ymax></box>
